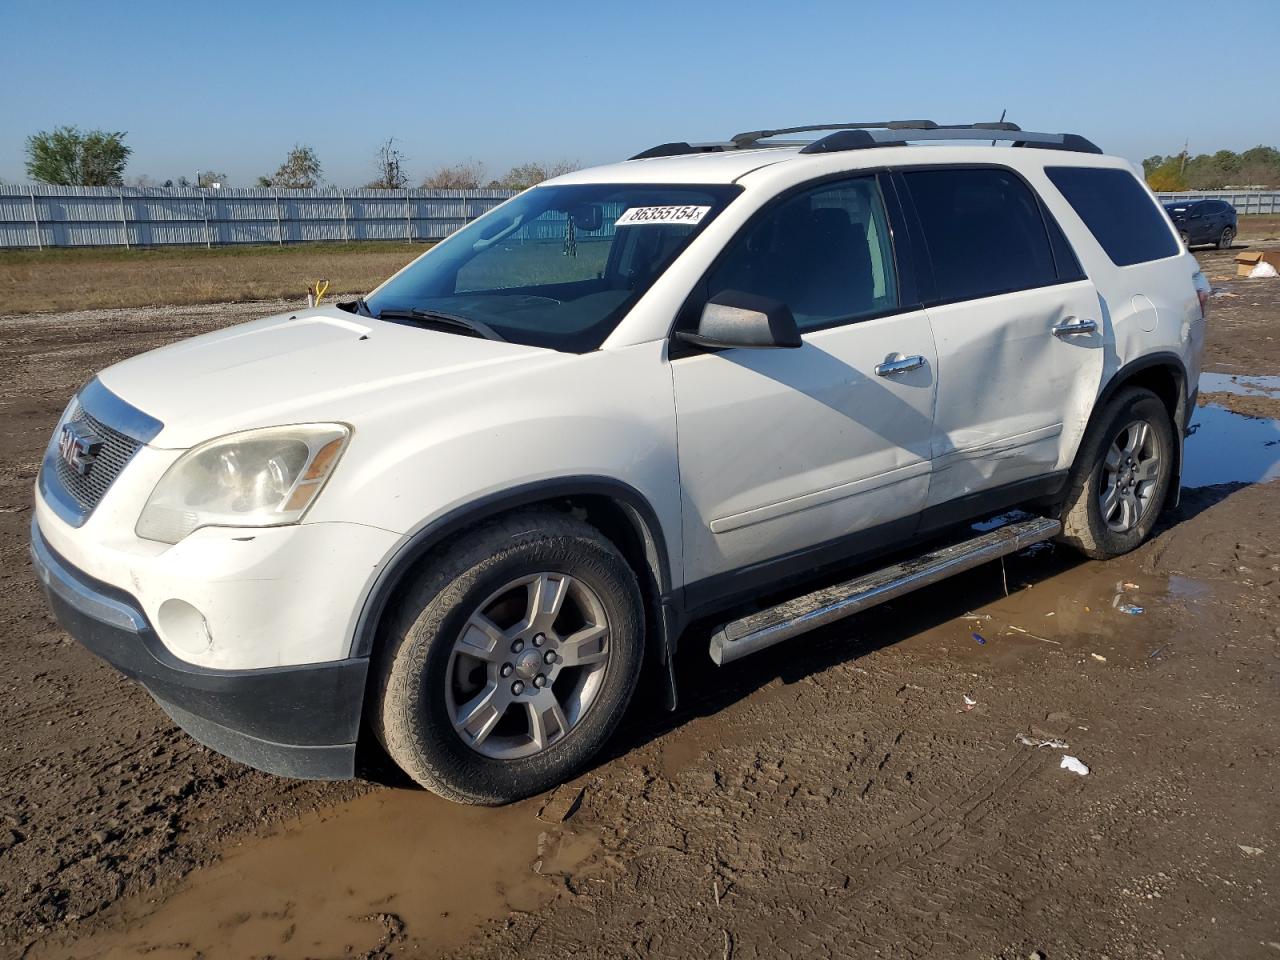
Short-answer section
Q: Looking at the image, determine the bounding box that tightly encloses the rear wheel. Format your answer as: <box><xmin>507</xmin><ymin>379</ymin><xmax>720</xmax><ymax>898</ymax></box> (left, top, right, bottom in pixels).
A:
<box><xmin>1179</xmin><ymin>230</ymin><xmax>1191</xmax><ymax>248</ymax></box>
<box><xmin>372</xmin><ymin>511</ymin><xmax>644</xmax><ymax>804</ymax></box>
<box><xmin>1057</xmin><ymin>387</ymin><xmax>1176</xmax><ymax>560</ymax></box>
<box><xmin>1217</xmin><ymin>226</ymin><xmax>1235</xmax><ymax>249</ymax></box>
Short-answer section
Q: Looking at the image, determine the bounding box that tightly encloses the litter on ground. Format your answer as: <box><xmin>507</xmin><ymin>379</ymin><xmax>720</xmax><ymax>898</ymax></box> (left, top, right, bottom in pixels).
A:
<box><xmin>1113</xmin><ymin>598</ymin><xmax>1145</xmax><ymax>616</ymax></box>
<box><xmin>1060</xmin><ymin>756</ymin><xmax>1090</xmax><ymax>776</ymax></box>
<box><xmin>1008</xmin><ymin>624</ymin><xmax>1059</xmax><ymax>644</ymax></box>
<box><xmin>1017</xmin><ymin>734</ymin><xmax>1070</xmax><ymax>750</ymax></box>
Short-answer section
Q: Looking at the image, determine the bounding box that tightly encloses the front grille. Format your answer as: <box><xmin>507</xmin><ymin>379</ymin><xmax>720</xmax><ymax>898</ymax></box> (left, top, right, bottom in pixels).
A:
<box><xmin>51</xmin><ymin>404</ymin><xmax>144</xmax><ymax>512</ymax></box>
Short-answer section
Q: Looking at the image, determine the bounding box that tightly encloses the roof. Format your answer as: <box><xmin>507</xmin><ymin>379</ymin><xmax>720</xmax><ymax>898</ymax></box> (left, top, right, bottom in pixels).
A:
<box><xmin>550</xmin><ymin>147</ymin><xmax>802</xmax><ymax>186</ymax></box>
<box><xmin>545</xmin><ymin>119</ymin><xmax>1115</xmax><ymax>188</ymax></box>
<box><xmin>547</xmin><ymin>143</ymin><xmax>1129</xmax><ymax>189</ymax></box>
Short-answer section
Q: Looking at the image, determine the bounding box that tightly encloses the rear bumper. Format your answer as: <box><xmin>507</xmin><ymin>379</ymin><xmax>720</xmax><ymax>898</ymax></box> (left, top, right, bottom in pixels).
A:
<box><xmin>30</xmin><ymin>518</ymin><xmax>366</xmax><ymax>780</ymax></box>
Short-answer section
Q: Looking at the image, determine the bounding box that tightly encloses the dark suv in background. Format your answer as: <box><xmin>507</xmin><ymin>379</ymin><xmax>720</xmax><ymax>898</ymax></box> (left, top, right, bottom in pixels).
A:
<box><xmin>1164</xmin><ymin>198</ymin><xmax>1237</xmax><ymax>249</ymax></box>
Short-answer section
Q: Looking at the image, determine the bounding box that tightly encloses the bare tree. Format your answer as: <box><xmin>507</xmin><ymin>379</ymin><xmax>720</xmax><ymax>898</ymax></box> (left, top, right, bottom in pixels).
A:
<box><xmin>490</xmin><ymin>160</ymin><xmax>579</xmax><ymax>191</ymax></box>
<box><xmin>420</xmin><ymin>159</ymin><xmax>487</xmax><ymax>189</ymax></box>
<box><xmin>197</xmin><ymin>171</ymin><xmax>227</xmax><ymax>188</ymax></box>
<box><xmin>367</xmin><ymin>138</ymin><xmax>408</xmax><ymax>189</ymax></box>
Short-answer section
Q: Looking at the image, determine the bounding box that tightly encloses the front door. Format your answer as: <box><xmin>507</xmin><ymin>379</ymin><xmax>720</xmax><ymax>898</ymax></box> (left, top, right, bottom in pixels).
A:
<box><xmin>670</xmin><ymin>175</ymin><xmax>938</xmax><ymax>603</ymax></box>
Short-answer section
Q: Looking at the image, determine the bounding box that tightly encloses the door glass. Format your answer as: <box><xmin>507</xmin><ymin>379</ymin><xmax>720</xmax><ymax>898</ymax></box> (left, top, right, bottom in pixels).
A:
<box><xmin>903</xmin><ymin>168</ymin><xmax>1058</xmax><ymax>302</ymax></box>
<box><xmin>705</xmin><ymin>176</ymin><xmax>898</xmax><ymax>332</ymax></box>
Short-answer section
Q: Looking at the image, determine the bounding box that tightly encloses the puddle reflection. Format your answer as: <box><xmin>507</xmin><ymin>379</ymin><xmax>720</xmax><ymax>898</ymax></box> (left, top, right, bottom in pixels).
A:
<box><xmin>1183</xmin><ymin>403</ymin><xmax>1280</xmax><ymax>487</ymax></box>
<box><xmin>1198</xmin><ymin>371</ymin><xmax>1280</xmax><ymax>398</ymax></box>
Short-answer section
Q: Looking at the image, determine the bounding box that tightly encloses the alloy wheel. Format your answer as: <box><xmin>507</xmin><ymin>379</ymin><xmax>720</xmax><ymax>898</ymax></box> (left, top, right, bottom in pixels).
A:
<box><xmin>1098</xmin><ymin>419</ymin><xmax>1162</xmax><ymax>533</ymax></box>
<box><xmin>445</xmin><ymin>572</ymin><xmax>611</xmax><ymax>760</ymax></box>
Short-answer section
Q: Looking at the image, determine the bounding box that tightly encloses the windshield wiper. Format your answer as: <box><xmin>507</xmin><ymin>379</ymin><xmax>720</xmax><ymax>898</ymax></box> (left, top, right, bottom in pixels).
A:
<box><xmin>375</xmin><ymin>307</ymin><xmax>505</xmax><ymax>342</ymax></box>
<box><xmin>335</xmin><ymin>296</ymin><xmax>374</xmax><ymax>317</ymax></box>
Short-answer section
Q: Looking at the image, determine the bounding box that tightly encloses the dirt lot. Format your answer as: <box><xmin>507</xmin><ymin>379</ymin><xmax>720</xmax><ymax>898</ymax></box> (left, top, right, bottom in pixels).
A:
<box><xmin>0</xmin><ymin>242</ymin><xmax>427</xmax><ymax>314</ymax></box>
<box><xmin>1</xmin><ymin>246</ymin><xmax>1278</xmax><ymax>959</ymax></box>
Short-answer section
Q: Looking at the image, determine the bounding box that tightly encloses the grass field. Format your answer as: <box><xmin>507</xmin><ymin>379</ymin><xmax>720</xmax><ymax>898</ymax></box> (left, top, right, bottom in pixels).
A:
<box><xmin>0</xmin><ymin>241</ymin><xmax>431</xmax><ymax>314</ymax></box>
<box><xmin>2</xmin><ymin>214</ymin><xmax>1278</xmax><ymax>315</ymax></box>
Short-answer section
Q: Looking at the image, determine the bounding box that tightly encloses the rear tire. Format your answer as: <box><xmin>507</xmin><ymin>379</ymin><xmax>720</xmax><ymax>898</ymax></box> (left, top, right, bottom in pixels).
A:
<box><xmin>1057</xmin><ymin>387</ymin><xmax>1176</xmax><ymax>560</ymax></box>
<box><xmin>1217</xmin><ymin>226</ymin><xmax>1235</xmax><ymax>249</ymax></box>
<box><xmin>372</xmin><ymin>511</ymin><xmax>644</xmax><ymax>804</ymax></box>
<box><xmin>1179</xmin><ymin>231</ymin><xmax>1191</xmax><ymax>248</ymax></box>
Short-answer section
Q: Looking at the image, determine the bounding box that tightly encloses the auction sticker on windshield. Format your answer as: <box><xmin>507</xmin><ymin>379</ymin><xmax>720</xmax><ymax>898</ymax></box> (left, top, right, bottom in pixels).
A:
<box><xmin>615</xmin><ymin>205</ymin><xmax>711</xmax><ymax>227</ymax></box>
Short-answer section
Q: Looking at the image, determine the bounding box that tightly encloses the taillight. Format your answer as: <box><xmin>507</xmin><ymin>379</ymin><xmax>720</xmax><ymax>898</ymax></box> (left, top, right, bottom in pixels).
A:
<box><xmin>1192</xmin><ymin>271</ymin><xmax>1210</xmax><ymax>320</ymax></box>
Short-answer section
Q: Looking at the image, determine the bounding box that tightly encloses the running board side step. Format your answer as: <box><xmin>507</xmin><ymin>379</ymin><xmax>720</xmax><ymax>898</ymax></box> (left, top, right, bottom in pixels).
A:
<box><xmin>709</xmin><ymin>517</ymin><xmax>1061</xmax><ymax>666</ymax></box>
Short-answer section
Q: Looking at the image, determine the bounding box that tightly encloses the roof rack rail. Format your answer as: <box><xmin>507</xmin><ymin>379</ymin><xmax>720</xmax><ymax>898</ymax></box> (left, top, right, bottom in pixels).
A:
<box><xmin>627</xmin><ymin>120</ymin><xmax>1101</xmax><ymax>161</ymax></box>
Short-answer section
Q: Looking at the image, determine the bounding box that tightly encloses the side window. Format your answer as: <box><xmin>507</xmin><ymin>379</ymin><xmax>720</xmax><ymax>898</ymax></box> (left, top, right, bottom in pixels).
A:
<box><xmin>1044</xmin><ymin>166</ymin><xmax>1179</xmax><ymax>266</ymax></box>
<box><xmin>903</xmin><ymin>168</ymin><xmax>1057</xmax><ymax>302</ymax></box>
<box><xmin>1042</xmin><ymin>202</ymin><xmax>1087</xmax><ymax>282</ymax></box>
<box><xmin>705</xmin><ymin>176</ymin><xmax>898</xmax><ymax>332</ymax></box>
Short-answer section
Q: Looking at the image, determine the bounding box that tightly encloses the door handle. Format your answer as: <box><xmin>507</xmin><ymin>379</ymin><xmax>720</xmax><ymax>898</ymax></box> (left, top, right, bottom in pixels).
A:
<box><xmin>875</xmin><ymin>352</ymin><xmax>927</xmax><ymax>377</ymax></box>
<box><xmin>1052</xmin><ymin>317</ymin><xmax>1097</xmax><ymax>338</ymax></box>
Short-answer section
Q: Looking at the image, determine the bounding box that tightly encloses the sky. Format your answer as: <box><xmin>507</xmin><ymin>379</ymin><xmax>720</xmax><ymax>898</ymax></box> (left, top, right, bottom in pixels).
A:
<box><xmin>2</xmin><ymin>0</ymin><xmax>1276</xmax><ymax>188</ymax></box>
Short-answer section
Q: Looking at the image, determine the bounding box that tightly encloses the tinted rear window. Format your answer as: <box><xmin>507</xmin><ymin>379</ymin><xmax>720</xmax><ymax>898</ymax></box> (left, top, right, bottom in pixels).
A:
<box><xmin>1046</xmin><ymin>167</ymin><xmax>1179</xmax><ymax>266</ymax></box>
<box><xmin>903</xmin><ymin>168</ymin><xmax>1058</xmax><ymax>302</ymax></box>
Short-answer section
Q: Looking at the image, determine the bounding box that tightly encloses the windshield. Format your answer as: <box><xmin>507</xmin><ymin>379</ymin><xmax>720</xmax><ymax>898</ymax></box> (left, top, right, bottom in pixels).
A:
<box><xmin>365</xmin><ymin>183</ymin><xmax>741</xmax><ymax>352</ymax></box>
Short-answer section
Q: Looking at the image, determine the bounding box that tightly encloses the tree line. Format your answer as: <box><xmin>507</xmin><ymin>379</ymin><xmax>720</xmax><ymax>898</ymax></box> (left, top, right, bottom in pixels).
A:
<box><xmin>30</xmin><ymin>125</ymin><xmax>1279</xmax><ymax>195</ymax></box>
<box><xmin>20</xmin><ymin>127</ymin><xmax>577</xmax><ymax>191</ymax></box>
<box><xmin>1143</xmin><ymin>146</ymin><xmax>1280</xmax><ymax>191</ymax></box>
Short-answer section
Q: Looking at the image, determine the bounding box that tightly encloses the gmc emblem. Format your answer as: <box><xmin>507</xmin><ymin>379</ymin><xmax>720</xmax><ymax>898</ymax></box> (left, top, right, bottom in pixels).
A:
<box><xmin>58</xmin><ymin>422</ymin><xmax>104</xmax><ymax>477</ymax></box>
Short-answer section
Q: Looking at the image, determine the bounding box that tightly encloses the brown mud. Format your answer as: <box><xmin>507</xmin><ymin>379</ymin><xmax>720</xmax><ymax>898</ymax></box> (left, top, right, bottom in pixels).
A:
<box><xmin>3</xmin><ymin>247</ymin><xmax>1279</xmax><ymax>958</ymax></box>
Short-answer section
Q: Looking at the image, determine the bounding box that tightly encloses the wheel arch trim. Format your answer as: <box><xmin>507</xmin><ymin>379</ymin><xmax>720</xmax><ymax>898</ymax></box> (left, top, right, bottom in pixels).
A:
<box><xmin>1088</xmin><ymin>351</ymin><xmax>1190</xmax><ymax>506</ymax></box>
<box><xmin>347</xmin><ymin>476</ymin><xmax>675</xmax><ymax>661</ymax></box>
<box><xmin>1095</xmin><ymin>351</ymin><xmax>1189</xmax><ymax>419</ymax></box>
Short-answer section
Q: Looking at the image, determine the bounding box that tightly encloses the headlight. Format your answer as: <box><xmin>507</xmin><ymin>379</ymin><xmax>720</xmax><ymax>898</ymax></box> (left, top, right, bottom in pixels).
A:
<box><xmin>135</xmin><ymin>423</ymin><xmax>350</xmax><ymax>544</ymax></box>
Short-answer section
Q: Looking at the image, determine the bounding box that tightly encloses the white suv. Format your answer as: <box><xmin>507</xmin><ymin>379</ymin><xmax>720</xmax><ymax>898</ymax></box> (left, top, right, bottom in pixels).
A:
<box><xmin>31</xmin><ymin>121</ymin><xmax>1208</xmax><ymax>804</ymax></box>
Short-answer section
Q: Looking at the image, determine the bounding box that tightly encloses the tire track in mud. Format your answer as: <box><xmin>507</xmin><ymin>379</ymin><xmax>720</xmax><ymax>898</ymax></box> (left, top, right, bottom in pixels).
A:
<box><xmin>3</xmin><ymin>291</ymin><xmax>1280</xmax><ymax>958</ymax></box>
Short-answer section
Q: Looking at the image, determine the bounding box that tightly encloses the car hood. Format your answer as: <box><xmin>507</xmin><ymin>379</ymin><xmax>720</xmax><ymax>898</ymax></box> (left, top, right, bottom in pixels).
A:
<box><xmin>96</xmin><ymin>307</ymin><xmax>557</xmax><ymax>448</ymax></box>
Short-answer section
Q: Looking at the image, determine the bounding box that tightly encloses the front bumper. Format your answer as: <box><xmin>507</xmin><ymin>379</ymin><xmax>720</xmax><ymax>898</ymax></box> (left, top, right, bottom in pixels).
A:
<box><xmin>30</xmin><ymin>519</ymin><xmax>367</xmax><ymax>779</ymax></box>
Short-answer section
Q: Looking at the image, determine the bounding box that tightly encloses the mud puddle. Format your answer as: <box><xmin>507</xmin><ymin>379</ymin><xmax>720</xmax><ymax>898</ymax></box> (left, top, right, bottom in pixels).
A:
<box><xmin>891</xmin><ymin>547</ymin><xmax>1208</xmax><ymax>667</ymax></box>
<box><xmin>32</xmin><ymin>789</ymin><xmax>604</xmax><ymax>960</ymax></box>
<box><xmin>1183</xmin><ymin>402</ymin><xmax>1280</xmax><ymax>486</ymax></box>
<box><xmin>1198</xmin><ymin>371</ymin><xmax>1280</xmax><ymax>398</ymax></box>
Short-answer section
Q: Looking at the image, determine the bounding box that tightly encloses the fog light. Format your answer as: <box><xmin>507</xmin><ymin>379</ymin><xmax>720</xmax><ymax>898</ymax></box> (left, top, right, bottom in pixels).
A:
<box><xmin>157</xmin><ymin>599</ymin><xmax>212</xmax><ymax>657</ymax></box>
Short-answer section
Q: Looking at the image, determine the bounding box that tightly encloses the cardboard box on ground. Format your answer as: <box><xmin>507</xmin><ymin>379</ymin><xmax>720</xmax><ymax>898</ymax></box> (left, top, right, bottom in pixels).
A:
<box><xmin>1235</xmin><ymin>250</ymin><xmax>1280</xmax><ymax>277</ymax></box>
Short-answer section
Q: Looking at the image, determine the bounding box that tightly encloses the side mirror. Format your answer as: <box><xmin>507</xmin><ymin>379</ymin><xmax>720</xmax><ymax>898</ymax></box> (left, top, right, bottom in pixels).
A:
<box><xmin>677</xmin><ymin>290</ymin><xmax>802</xmax><ymax>350</ymax></box>
<box><xmin>567</xmin><ymin>203</ymin><xmax>604</xmax><ymax>232</ymax></box>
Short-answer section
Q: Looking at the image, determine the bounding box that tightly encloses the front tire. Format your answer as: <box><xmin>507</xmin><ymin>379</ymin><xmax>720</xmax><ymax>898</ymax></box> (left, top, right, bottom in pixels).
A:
<box><xmin>1057</xmin><ymin>387</ymin><xmax>1176</xmax><ymax>560</ymax></box>
<box><xmin>372</xmin><ymin>511</ymin><xmax>644</xmax><ymax>804</ymax></box>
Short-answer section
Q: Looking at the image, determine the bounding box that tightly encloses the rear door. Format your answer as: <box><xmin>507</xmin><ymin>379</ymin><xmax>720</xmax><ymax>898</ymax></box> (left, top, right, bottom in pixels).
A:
<box><xmin>671</xmin><ymin>174</ymin><xmax>937</xmax><ymax>598</ymax></box>
<box><xmin>897</xmin><ymin>167</ymin><xmax>1105</xmax><ymax>517</ymax></box>
<box><xmin>1190</xmin><ymin>201</ymin><xmax>1215</xmax><ymax>244</ymax></box>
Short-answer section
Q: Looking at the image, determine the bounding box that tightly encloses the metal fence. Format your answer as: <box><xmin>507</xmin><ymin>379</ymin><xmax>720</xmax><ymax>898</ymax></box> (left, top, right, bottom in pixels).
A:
<box><xmin>4</xmin><ymin>184</ymin><xmax>1276</xmax><ymax>250</ymax></box>
<box><xmin>1155</xmin><ymin>190</ymin><xmax>1280</xmax><ymax>215</ymax></box>
<box><xmin>0</xmin><ymin>185</ymin><xmax>520</xmax><ymax>249</ymax></box>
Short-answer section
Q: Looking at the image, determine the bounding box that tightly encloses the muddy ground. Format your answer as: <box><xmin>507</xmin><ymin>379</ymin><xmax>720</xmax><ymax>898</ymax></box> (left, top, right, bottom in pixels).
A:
<box><xmin>1</xmin><ymin>247</ymin><xmax>1278</xmax><ymax>959</ymax></box>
